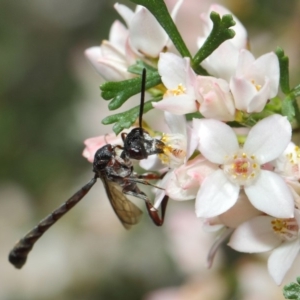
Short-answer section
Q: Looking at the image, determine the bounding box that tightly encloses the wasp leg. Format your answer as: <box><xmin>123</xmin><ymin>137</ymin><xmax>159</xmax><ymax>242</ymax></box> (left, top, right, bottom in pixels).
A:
<box><xmin>122</xmin><ymin>182</ymin><xmax>168</xmax><ymax>226</ymax></box>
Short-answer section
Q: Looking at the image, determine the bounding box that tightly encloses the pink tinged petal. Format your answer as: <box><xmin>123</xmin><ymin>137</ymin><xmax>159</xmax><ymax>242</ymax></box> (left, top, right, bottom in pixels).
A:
<box><xmin>228</xmin><ymin>216</ymin><xmax>281</xmax><ymax>252</ymax></box>
<box><xmin>243</xmin><ymin>114</ymin><xmax>292</xmax><ymax>164</ymax></box>
<box><xmin>158</xmin><ymin>53</ymin><xmax>192</xmax><ymax>89</ymax></box>
<box><xmin>244</xmin><ymin>170</ymin><xmax>294</xmax><ymax>218</ymax></box>
<box><xmin>195</xmin><ymin>170</ymin><xmax>240</xmax><ymax>218</ymax></box>
<box><xmin>245</xmin><ymin>78</ymin><xmax>271</xmax><ymax>112</ymax></box>
<box><xmin>268</xmin><ymin>239</ymin><xmax>300</xmax><ymax>285</ymax></box>
<box><xmin>153</xmin><ymin>95</ymin><xmax>197</xmax><ymax>115</ymax></box>
<box><xmin>230</xmin><ymin>76</ymin><xmax>257</xmax><ymax>112</ymax></box>
<box><xmin>109</xmin><ymin>20</ymin><xmax>128</xmax><ymax>50</ymax></box>
<box><xmin>193</xmin><ymin>118</ymin><xmax>239</xmax><ymax>164</ymax></box>
<box><xmin>166</xmin><ymin>170</ymin><xmax>199</xmax><ymax>201</ymax></box>
<box><xmin>250</xmin><ymin>52</ymin><xmax>279</xmax><ymax>97</ymax></box>
<box><xmin>129</xmin><ymin>7</ymin><xmax>168</xmax><ymax>57</ymax></box>
<box><xmin>114</xmin><ymin>3</ymin><xmax>134</xmax><ymax>27</ymax></box>
<box><xmin>198</xmin><ymin>84</ymin><xmax>235</xmax><ymax>121</ymax></box>
<box><xmin>85</xmin><ymin>46</ymin><xmax>130</xmax><ymax>81</ymax></box>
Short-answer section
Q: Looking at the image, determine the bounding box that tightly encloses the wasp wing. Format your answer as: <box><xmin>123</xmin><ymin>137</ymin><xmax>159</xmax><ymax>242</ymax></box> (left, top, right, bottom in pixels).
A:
<box><xmin>100</xmin><ymin>177</ymin><xmax>143</xmax><ymax>229</ymax></box>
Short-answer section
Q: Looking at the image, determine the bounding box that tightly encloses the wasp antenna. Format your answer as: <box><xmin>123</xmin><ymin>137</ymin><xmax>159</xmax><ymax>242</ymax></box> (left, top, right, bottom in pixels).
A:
<box><xmin>139</xmin><ymin>68</ymin><xmax>147</xmax><ymax>129</ymax></box>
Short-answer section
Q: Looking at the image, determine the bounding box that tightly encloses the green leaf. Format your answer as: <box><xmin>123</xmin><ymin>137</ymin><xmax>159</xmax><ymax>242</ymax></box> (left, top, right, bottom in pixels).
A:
<box><xmin>130</xmin><ymin>0</ymin><xmax>191</xmax><ymax>58</ymax></box>
<box><xmin>102</xmin><ymin>97</ymin><xmax>162</xmax><ymax>135</ymax></box>
<box><xmin>100</xmin><ymin>70</ymin><xmax>161</xmax><ymax>110</ymax></box>
<box><xmin>283</xmin><ymin>277</ymin><xmax>300</xmax><ymax>299</ymax></box>
<box><xmin>127</xmin><ymin>60</ymin><xmax>158</xmax><ymax>75</ymax></box>
<box><xmin>282</xmin><ymin>96</ymin><xmax>295</xmax><ymax>121</ymax></box>
<box><xmin>276</xmin><ymin>47</ymin><xmax>290</xmax><ymax>94</ymax></box>
<box><xmin>192</xmin><ymin>12</ymin><xmax>236</xmax><ymax>69</ymax></box>
<box><xmin>291</xmin><ymin>84</ymin><xmax>300</xmax><ymax>98</ymax></box>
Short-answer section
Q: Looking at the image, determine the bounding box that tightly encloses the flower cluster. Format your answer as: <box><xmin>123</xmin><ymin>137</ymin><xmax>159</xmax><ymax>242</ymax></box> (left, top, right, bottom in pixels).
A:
<box><xmin>83</xmin><ymin>1</ymin><xmax>300</xmax><ymax>286</ymax></box>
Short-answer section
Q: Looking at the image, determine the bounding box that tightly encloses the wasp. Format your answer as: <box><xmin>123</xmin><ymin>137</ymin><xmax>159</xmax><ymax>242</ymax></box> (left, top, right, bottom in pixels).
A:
<box><xmin>9</xmin><ymin>68</ymin><xmax>168</xmax><ymax>269</ymax></box>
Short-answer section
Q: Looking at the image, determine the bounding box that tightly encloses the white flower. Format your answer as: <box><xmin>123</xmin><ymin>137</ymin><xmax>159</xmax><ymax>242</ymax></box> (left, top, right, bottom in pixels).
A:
<box><xmin>193</xmin><ymin>114</ymin><xmax>294</xmax><ymax>218</ymax></box>
<box><xmin>230</xmin><ymin>49</ymin><xmax>280</xmax><ymax>113</ymax></box>
<box><xmin>229</xmin><ymin>210</ymin><xmax>300</xmax><ymax>285</ymax></box>
<box><xmin>165</xmin><ymin>155</ymin><xmax>218</xmax><ymax>201</ymax></box>
<box><xmin>195</xmin><ymin>76</ymin><xmax>235</xmax><ymax>121</ymax></box>
<box><xmin>153</xmin><ymin>53</ymin><xmax>198</xmax><ymax>115</ymax></box>
<box><xmin>85</xmin><ymin>20</ymin><xmax>136</xmax><ymax>81</ymax></box>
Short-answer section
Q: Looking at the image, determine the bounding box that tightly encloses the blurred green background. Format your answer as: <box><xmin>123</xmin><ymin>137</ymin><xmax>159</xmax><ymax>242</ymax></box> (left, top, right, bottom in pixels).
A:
<box><xmin>1</xmin><ymin>0</ymin><xmax>300</xmax><ymax>299</ymax></box>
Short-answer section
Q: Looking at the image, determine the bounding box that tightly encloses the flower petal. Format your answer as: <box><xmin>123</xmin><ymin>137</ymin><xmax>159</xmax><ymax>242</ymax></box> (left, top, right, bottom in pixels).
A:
<box><xmin>153</xmin><ymin>95</ymin><xmax>197</xmax><ymax>115</ymax></box>
<box><xmin>243</xmin><ymin>114</ymin><xmax>292</xmax><ymax>164</ymax></box>
<box><xmin>268</xmin><ymin>239</ymin><xmax>300</xmax><ymax>285</ymax></box>
<box><xmin>245</xmin><ymin>170</ymin><xmax>294</xmax><ymax>218</ymax></box>
<box><xmin>158</xmin><ymin>53</ymin><xmax>192</xmax><ymax>89</ymax></box>
<box><xmin>164</xmin><ymin>112</ymin><xmax>187</xmax><ymax>136</ymax></box>
<box><xmin>193</xmin><ymin>118</ymin><xmax>239</xmax><ymax>164</ymax></box>
<box><xmin>196</xmin><ymin>170</ymin><xmax>240</xmax><ymax>218</ymax></box>
<box><xmin>228</xmin><ymin>216</ymin><xmax>281</xmax><ymax>252</ymax></box>
<box><xmin>129</xmin><ymin>7</ymin><xmax>168</xmax><ymax>57</ymax></box>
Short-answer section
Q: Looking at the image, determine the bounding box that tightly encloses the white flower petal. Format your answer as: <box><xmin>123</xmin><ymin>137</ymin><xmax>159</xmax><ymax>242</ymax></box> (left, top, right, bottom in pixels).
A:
<box><xmin>244</xmin><ymin>115</ymin><xmax>292</xmax><ymax>164</ymax></box>
<box><xmin>139</xmin><ymin>154</ymin><xmax>165</xmax><ymax>171</ymax></box>
<box><xmin>228</xmin><ymin>216</ymin><xmax>281</xmax><ymax>252</ymax></box>
<box><xmin>251</xmin><ymin>52</ymin><xmax>279</xmax><ymax>97</ymax></box>
<box><xmin>153</xmin><ymin>95</ymin><xmax>197</xmax><ymax>115</ymax></box>
<box><xmin>158</xmin><ymin>53</ymin><xmax>191</xmax><ymax>89</ymax></box>
<box><xmin>230</xmin><ymin>76</ymin><xmax>257</xmax><ymax>112</ymax></box>
<box><xmin>235</xmin><ymin>49</ymin><xmax>255</xmax><ymax>76</ymax></box>
<box><xmin>268</xmin><ymin>239</ymin><xmax>300</xmax><ymax>285</ymax></box>
<box><xmin>164</xmin><ymin>112</ymin><xmax>187</xmax><ymax>136</ymax></box>
<box><xmin>196</xmin><ymin>170</ymin><xmax>240</xmax><ymax>218</ymax></box>
<box><xmin>246</xmin><ymin>78</ymin><xmax>271</xmax><ymax>112</ymax></box>
<box><xmin>245</xmin><ymin>170</ymin><xmax>294</xmax><ymax>218</ymax></box>
<box><xmin>193</xmin><ymin>118</ymin><xmax>239</xmax><ymax>164</ymax></box>
<box><xmin>109</xmin><ymin>20</ymin><xmax>128</xmax><ymax>50</ymax></box>
<box><xmin>114</xmin><ymin>3</ymin><xmax>134</xmax><ymax>27</ymax></box>
<box><xmin>200</xmin><ymin>42</ymin><xmax>240</xmax><ymax>81</ymax></box>
<box><xmin>129</xmin><ymin>7</ymin><xmax>168</xmax><ymax>57</ymax></box>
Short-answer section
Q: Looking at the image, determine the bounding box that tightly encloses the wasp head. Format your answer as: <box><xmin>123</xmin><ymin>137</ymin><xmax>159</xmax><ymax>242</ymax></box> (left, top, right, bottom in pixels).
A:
<box><xmin>122</xmin><ymin>128</ymin><xmax>165</xmax><ymax>160</ymax></box>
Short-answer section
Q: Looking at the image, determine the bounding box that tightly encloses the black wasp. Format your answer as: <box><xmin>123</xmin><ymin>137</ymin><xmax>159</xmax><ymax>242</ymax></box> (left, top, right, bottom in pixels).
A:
<box><xmin>9</xmin><ymin>68</ymin><xmax>168</xmax><ymax>269</ymax></box>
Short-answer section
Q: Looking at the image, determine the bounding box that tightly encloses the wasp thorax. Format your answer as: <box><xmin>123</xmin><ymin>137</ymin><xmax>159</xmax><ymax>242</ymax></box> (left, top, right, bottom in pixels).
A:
<box><xmin>93</xmin><ymin>144</ymin><xmax>114</xmax><ymax>171</ymax></box>
<box><xmin>223</xmin><ymin>150</ymin><xmax>260</xmax><ymax>186</ymax></box>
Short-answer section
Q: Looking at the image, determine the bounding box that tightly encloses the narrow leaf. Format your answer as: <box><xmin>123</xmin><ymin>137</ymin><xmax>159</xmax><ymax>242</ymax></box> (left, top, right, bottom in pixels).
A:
<box><xmin>102</xmin><ymin>97</ymin><xmax>162</xmax><ymax>135</ymax></box>
<box><xmin>192</xmin><ymin>12</ymin><xmax>236</xmax><ymax>69</ymax></box>
<box><xmin>100</xmin><ymin>71</ymin><xmax>161</xmax><ymax>110</ymax></box>
<box><xmin>276</xmin><ymin>47</ymin><xmax>290</xmax><ymax>94</ymax></box>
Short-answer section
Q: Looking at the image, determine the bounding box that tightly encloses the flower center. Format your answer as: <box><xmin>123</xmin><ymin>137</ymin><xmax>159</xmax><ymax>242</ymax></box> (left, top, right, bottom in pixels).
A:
<box><xmin>271</xmin><ymin>218</ymin><xmax>299</xmax><ymax>242</ymax></box>
<box><xmin>251</xmin><ymin>79</ymin><xmax>262</xmax><ymax>91</ymax></box>
<box><xmin>285</xmin><ymin>145</ymin><xmax>300</xmax><ymax>179</ymax></box>
<box><xmin>165</xmin><ymin>83</ymin><xmax>186</xmax><ymax>97</ymax></box>
<box><xmin>223</xmin><ymin>151</ymin><xmax>260</xmax><ymax>185</ymax></box>
<box><xmin>159</xmin><ymin>133</ymin><xmax>186</xmax><ymax>167</ymax></box>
